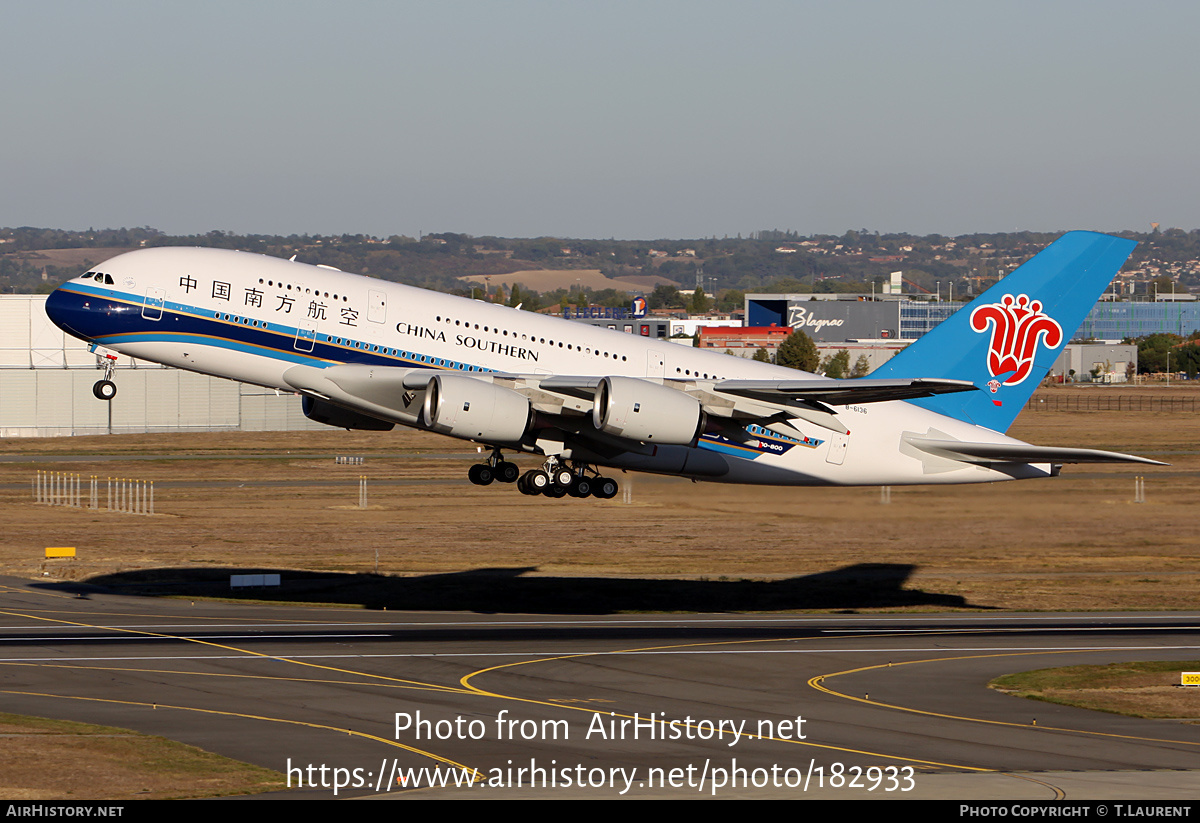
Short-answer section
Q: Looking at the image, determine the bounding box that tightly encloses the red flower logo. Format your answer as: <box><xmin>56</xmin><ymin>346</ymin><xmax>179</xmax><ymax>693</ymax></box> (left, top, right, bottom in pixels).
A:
<box><xmin>969</xmin><ymin>294</ymin><xmax>1063</xmax><ymax>386</ymax></box>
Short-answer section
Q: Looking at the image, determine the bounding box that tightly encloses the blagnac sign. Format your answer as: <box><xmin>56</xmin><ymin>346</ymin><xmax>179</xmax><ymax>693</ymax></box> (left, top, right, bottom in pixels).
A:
<box><xmin>787</xmin><ymin>305</ymin><xmax>846</xmax><ymax>334</ymax></box>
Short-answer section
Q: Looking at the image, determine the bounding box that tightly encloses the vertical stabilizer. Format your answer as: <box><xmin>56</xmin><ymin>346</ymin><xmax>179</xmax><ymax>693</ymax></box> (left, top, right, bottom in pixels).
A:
<box><xmin>871</xmin><ymin>231</ymin><xmax>1136</xmax><ymax>432</ymax></box>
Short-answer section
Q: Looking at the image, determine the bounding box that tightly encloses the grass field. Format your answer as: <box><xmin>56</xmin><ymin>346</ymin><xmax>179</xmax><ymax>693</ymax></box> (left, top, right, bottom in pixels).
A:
<box><xmin>0</xmin><ymin>712</ymin><xmax>283</xmax><ymax>800</ymax></box>
<box><xmin>990</xmin><ymin>662</ymin><xmax>1200</xmax><ymax>719</ymax></box>
<box><xmin>1</xmin><ymin>384</ymin><xmax>1196</xmax><ymax>613</ymax></box>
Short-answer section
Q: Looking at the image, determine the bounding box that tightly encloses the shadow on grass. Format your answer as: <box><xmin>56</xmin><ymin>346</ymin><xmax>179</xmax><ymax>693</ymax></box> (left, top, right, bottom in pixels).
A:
<box><xmin>61</xmin><ymin>563</ymin><xmax>983</xmax><ymax>614</ymax></box>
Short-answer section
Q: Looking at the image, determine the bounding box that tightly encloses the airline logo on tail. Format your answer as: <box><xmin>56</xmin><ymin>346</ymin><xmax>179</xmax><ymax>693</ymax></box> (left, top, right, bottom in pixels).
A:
<box><xmin>970</xmin><ymin>293</ymin><xmax>1063</xmax><ymax>387</ymax></box>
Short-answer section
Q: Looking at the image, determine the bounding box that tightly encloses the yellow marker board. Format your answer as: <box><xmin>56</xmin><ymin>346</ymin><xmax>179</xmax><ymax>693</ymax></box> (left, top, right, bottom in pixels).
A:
<box><xmin>1182</xmin><ymin>672</ymin><xmax>1200</xmax><ymax>687</ymax></box>
<box><xmin>45</xmin><ymin>547</ymin><xmax>76</xmax><ymax>558</ymax></box>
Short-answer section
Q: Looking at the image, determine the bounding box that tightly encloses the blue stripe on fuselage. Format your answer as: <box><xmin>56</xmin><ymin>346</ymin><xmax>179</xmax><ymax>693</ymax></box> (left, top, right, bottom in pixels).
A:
<box><xmin>46</xmin><ymin>284</ymin><xmax>494</xmax><ymax>374</ymax></box>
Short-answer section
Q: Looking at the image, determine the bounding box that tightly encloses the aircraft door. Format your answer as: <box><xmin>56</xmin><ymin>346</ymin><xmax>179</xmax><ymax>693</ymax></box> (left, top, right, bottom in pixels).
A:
<box><xmin>294</xmin><ymin>322</ymin><xmax>317</xmax><ymax>353</ymax></box>
<box><xmin>142</xmin><ymin>287</ymin><xmax>164</xmax><ymax>321</ymax></box>
<box><xmin>825</xmin><ymin>432</ymin><xmax>848</xmax><ymax>465</ymax></box>
<box><xmin>647</xmin><ymin>350</ymin><xmax>665</xmax><ymax>378</ymax></box>
<box><xmin>368</xmin><ymin>290</ymin><xmax>387</xmax><ymax>324</ymax></box>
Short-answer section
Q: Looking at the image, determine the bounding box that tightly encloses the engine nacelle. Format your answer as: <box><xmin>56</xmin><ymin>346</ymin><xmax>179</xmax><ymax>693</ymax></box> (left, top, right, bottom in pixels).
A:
<box><xmin>302</xmin><ymin>396</ymin><xmax>395</xmax><ymax>431</ymax></box>
<box><xmin>422</xmin><ymin>374</ymin><xmax>532</xmax><ymax>443</ymax></box>
<box><xmin>592</xmin><ymin>376</ymin><xmax>705</xmax><ymax>445</ymax></box>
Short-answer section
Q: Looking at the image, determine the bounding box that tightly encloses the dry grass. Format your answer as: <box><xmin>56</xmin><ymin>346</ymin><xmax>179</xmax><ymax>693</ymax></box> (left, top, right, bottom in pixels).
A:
<box><xmin>1</xmin><ymin>384</ymin><xmax>1197</xmax><ymax>612</ymax></box>
<box><xmin>0</xmin><ymin>713</ymin><xmax>283</xmax><ymax>799</ymax></box>
<box><xmin>990</xmin><ymin>662</ymin><xmax>1200</xmax><ymax>719</ymax></box>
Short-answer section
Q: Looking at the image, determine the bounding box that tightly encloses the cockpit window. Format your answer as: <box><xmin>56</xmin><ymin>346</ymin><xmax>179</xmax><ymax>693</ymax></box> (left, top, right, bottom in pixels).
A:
<box><xmin>103</xmin><ymin>274</ymin><xmax>115</xmax><ymax>285</ymax></box>
<box><xmin>81</xmin><ymin>272</ymin><xmax>95</xmax><ymax>280</ymax></box>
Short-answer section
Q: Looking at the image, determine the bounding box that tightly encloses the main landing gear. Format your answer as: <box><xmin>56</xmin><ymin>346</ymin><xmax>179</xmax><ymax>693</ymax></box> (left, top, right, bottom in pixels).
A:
<box><xmin>467</xmin><ymin>448</ymin><xmax>520</xmax><ymax>486</ymax></box>
<box><xmin>467</xmin><ymin>450</ymin><xmax>618</xmax><ymax>500</ymax></box>
<box><xmin>515</xmin><ymin>457</ymin><xmax>618</xmax><ymax>501</ymax></box>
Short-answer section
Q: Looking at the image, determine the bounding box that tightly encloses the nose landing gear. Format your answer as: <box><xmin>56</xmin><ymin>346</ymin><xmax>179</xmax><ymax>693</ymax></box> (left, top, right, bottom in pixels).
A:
<box><xmin>91</xmin><ymin>352</ymin><xmax>119</xmax><ymax>400</ymax></box>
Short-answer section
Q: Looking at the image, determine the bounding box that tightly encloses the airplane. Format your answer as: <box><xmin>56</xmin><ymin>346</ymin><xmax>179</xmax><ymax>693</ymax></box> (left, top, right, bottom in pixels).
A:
<box><xmin>43</xmin><ymin>230</ymin><xmax>1162</xmax><ymax>500</ymax></box>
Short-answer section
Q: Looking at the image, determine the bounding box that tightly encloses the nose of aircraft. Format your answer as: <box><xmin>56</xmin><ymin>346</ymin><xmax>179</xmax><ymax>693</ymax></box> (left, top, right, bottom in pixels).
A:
<box><xmin>44</xmin><ymin>284</ymin><xmax>90</xmax><ymax>342</ymax></box>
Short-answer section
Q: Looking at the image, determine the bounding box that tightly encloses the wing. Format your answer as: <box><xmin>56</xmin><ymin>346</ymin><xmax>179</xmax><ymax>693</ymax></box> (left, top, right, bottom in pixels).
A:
<box><xmin>711</xmin><ymin>377</ymin><xmax>977</xmax><ymax>406</ymax></box>
<box><xmin>278</xmin><ymin>364</ymin><xmax>1165</xmax><ymax>469</ymax></box>
<box><xmin>278</xmin><ymin>363</ymin><xmax>971</xmax><ymax>442</ymax></box>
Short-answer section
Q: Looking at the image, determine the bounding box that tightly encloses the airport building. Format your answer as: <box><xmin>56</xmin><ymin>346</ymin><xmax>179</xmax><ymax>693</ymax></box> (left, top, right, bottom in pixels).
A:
<box><xmin>1048</xmin><ymin>343</ymin><xmax>1137</xmax><ymax>383</ymax></box>
<box><xmin>561</xmin><ymin>315</ymin><xmax>672</xmax><ymax>338</ymax></box>
<box><xmin>746</xmin><ymin>294</ymin><xmax>1200</xmax><ymax>343</ymax></box>
<box><xmin>0</xmin><ymin>295</ymin><xmax>324</xmax><ymax>437</ymax></box>
<box><xmin>1077</xmin><ymin>299</ymin><xmax>1200</xmax><ymax>340</ymax></box>
<box><xmin>696</xmin><ymin>326</ymin><xmax>792</xmax><ymax>358</ymax></box>
<box><xmin>746</xmin><ymin>294</ymin><xmax>906</xmax><ymax>342</ymax></box>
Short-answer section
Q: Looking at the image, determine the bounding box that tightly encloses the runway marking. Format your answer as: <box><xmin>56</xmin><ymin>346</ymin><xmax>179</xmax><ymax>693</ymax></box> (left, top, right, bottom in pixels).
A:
<box><xmin>0</xmin><ymin>603</ymin><xmax>367</xmax><ymax>625</ymax></box>
<box><xmin>7</xmin><ymin>590</ymin><xmax>1198</xmax><ymax>784</ymax></box>
<box><xmin>820</xmin><ymin>633</ymin><xmax>1200</xmax><ymax>638</ymax></box>
<box><xmin>0</xmin><ymin>687</ymin><xmax>482</xmax><ymax>779</ymax></box>
<box><xmin>808</xmin><ymin>649</ymin><xmax>1200</xmax><ymax>749</ymax></box>
<box><xmin>6</xmin><ymin>644</ymin><xmax>1199</xmax><ymax>664</ymax></box>
<box><xmin>0</xmin><ymin>605</ymin><xmax>393</xmax><ymax>625</ymax></box>
<box><xmin>0</xmin><ymin>633</ymin><xmax>391</xmax><ymax>642</ymax></box>
<box><xmin>0</xmin><ymin>608</ymin><xmax>468</xmax><ymax>695</ymax></box>
<box><xmin>1002</xmin><ymin>772</ymin><xmax>1066</xmax><ymax>800</ymax></box>
<box><xmin>5</xmin><ymin>603</ymin><xmax>1200</xmax><ymax>630</ymax></box>
<box><xmin>458</xmin><ymin>635</ymin><xmax>994</xmax><ymax>772</ymax></box>
<box><xmin>0</xmin><ymin>584</ymin><xmax>81</xmax><ymax>601</ymax></box>
<box><xmin>0</xmin><ymin>660</ymin><xmax>469</xmax><ymax>694</ymax></box>
<box><xmin>0</xmin><ymin>606</ymin><xmax>495</xmax><ymax>785</ymax></box>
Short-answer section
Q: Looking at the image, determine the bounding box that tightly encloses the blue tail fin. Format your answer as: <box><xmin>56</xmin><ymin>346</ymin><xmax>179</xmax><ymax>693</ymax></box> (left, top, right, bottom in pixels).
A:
<box><xmin>871</xmin><ymin>231</ymin><xmax>1136</xmax><ymax>433</ymax></box>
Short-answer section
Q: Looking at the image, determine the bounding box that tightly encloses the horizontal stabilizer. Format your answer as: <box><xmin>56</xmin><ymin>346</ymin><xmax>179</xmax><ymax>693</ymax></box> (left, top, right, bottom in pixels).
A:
<box><xmin>906</xmin><ymin>437</ymin><xmax>1167</xmax><ymax>466</ymax></box>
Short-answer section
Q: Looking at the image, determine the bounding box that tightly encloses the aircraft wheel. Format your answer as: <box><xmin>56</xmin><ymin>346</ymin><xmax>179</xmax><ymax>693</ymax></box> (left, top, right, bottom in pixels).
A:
<box><xmin>524</xmin><ymin>470</ymin><xmax>550</xmax><ymax>492</ymax></box>
<box><xmin>468</xmin><ymin>464</ymin><xmax>494</xmax><ymax>485</ymax></box>
<box><xmin>93</xmin><ymin>380</ymin><xmax>117</xmax><ymax>401</ymax></box>
<box><xmin>544</xmin><ymin>484</ymin><xmax>568</xmax><ymax>498</ymax></box>
<box><xmin>594</xmin><ymin>477</ymin><xmax>618</xmax><ymax>499</ymax></box>
<box><xmin>496</xmin><ymin>461</ymin><xmax>520</xmax><ymax>483</ymax></box>
<box><xmin>551</xmin><ymin>467</ymin><xmax>574</xmax><ymax>488</ymax></box>
<box><xmin>569</xmin><ymin>477</ymin><xmax>593</xmax><ymax>498</ymax></box>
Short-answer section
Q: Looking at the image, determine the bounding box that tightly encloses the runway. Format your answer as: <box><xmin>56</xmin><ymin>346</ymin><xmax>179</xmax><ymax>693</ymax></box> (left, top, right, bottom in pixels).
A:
<box><xmin>1</xmin><ymin>574</ymin><xmax>1198</xmax><ymax>799</ymax></box>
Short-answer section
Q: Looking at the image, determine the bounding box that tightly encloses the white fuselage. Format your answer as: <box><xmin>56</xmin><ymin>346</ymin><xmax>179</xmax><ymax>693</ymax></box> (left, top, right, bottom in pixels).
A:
<box><xmin>47</xmin><ymin>247</ymin><xmax>1042</xmax><ymax>486</ymax></box>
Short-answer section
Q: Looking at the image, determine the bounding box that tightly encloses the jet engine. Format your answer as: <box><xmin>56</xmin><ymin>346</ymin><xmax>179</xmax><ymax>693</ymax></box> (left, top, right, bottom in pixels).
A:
<box><xmin>422</xmin><ymin>374</ymin><xmax>533</xmax><ymax>443</ymax></box>
<box><xmin>592</xmin><ymin>376</ymin><xmax>705</xmax><ymax>445</ymax></box>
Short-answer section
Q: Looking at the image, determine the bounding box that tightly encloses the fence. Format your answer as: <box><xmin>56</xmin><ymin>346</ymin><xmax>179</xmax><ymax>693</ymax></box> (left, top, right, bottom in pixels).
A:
<box><xmin>1024</xmin><ymin>395</ymin><xmax>1199</xmax><ymax>412</ymax></box>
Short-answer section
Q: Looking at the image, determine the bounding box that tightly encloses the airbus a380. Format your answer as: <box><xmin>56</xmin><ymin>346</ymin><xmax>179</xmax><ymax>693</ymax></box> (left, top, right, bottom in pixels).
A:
<box><xmin>44</xmin><ymin>231</ymin><xmax>1162</xmax><ymax>500</ymax></box>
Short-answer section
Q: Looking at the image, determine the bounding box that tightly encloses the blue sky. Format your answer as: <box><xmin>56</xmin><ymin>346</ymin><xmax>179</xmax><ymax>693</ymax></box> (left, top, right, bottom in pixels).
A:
<box><xmin>2</xmin><ymin>1</ymin><xmax>1196</xmax><ymax>239</ymax></box>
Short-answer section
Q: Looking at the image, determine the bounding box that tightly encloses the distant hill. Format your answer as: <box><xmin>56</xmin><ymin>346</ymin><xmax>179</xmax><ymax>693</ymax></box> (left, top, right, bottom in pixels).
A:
<box><xmin>458</xmin><ymin>268</ymin><xmax>677</xmax><ymax>294</ymax></box>
<box><xmin>9</xmin><ymin>247</ymin><xmax>133</xmax><ymax>268</ymax></box>
<box><xmin>3</xmin><ymin>225</ymin><xmax>1196</xmax><ymax>298</ymax></box>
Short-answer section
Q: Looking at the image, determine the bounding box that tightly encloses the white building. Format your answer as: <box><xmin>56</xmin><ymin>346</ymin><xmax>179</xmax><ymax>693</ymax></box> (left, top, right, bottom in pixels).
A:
<box><xmin>0</xmin><ymin>295</ymin><xmax>323</xmax><ymax>437</ymax></box>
